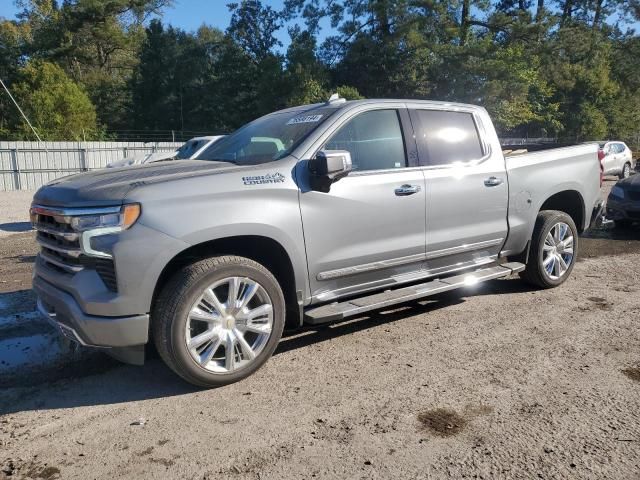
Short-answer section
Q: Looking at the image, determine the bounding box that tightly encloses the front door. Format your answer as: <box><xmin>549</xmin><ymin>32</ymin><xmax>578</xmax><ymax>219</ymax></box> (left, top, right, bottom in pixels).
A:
<box><xmin>603</xmin><ymin>143</ymin><xmax>621</xmax><ymax>175</ymax></box>
<box><xmin>299</xmin><ymin>108</ymin><xmax>427</xmax><ymax>302</ymax></box>
<box><xmin>409</xmin><ymin>107</ymin><xmax>509</xmax><ymax>273</ymax></box>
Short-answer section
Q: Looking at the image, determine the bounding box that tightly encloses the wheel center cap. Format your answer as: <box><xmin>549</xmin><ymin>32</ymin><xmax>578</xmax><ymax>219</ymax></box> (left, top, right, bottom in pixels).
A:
<box><xmin>224</xmin><ymin>315</ymin><xmax>235</xmax><ymax>330</ymax></box>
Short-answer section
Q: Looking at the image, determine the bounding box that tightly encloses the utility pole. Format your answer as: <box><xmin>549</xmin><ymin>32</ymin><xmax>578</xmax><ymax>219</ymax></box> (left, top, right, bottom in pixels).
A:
<box><xmin>0</xmin><ymin>76</ymin><xmax>43</xmax><ymax>142</ymax></box>
<box><xmin>0</xmin><ymin>75</ymin><xmax>60</xmax><ymax>180</ymax></box>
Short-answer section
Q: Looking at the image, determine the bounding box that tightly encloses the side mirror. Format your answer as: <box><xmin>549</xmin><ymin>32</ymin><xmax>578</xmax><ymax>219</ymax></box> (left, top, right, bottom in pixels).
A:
<box><xmin>308</xmin><ymin>150</ymin><xmax>352</xmax><ymax>192</ymax></box>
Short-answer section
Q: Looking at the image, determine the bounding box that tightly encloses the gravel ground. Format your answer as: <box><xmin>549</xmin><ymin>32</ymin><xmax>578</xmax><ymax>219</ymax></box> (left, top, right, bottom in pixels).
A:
<box><xmin>0</xmin><ymin>180</ymin><xmax>639</xmax><ymax>479</ymax></box>
<box><xmin>0</xmin><ymin>253</ymin><xmax>639</xmax><ymax>479</ymax></box>
<box><xmin>0</xmin><ymin>191</ymin><xmax>35</xmax><ymax>238</ymax></box>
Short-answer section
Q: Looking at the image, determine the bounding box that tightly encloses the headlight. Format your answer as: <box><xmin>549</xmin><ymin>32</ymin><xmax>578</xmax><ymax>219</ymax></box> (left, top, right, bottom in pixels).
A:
<box><xmin>611</xmin><ymin>186</ymin><xmax>625</xmax><ymax>199</ymax></box>
<box><xmin>76</xmin><ymin>204</ymin><xmax>141</xmax><ymax>258</ymax></box>
<box><xmin>70</xmin><ymin>204</ymin><xmax>141</xmax><ymax>231</ymax></box>
<box><xmin>30</xmin><ymin>203</ymin><xmax>141</xmax><ymax>259</ymax></box>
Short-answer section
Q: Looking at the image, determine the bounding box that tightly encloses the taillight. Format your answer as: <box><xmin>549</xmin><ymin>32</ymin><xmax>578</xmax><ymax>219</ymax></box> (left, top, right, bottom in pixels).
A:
<box><xmin>598</xmin><ymin>154</ymin><xmax>604</xmax><ymax>187</ymax></box>
<box><xmin>598</xmin><ymin>149</ymin><xmax>605</xmax><ymax>161</ymax></box>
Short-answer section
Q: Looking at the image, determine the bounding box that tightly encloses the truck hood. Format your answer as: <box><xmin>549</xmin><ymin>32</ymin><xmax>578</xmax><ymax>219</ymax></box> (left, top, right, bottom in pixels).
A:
<box><xmin>33</xmin><ymin>160</ymin><xmax>244</xmax><ymax>207</ymax></box>
<box><xmin>618</xmin><ymin>174</ymin><xmax>640</xmax><ymax>190</ymax></box>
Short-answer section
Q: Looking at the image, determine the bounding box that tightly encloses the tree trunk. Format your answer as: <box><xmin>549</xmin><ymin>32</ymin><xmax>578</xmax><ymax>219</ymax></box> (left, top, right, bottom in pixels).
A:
<box><xmin>372</xmin><ymin>0</ymin><xmax>391</xmax><ymax>38</ymax></box>
<box><xmin>460</xmin><ymin>0</ymin><xmax>470</xmax><ymax>46</ymax></box>
<box><xmin>536</xmin><ymin>0</ymin><xmax>544</xmax><ymax>19</ymax></box>
<box><xmin>561</xmin><ymin>0</ymin><xmax>573</xmax><ymax>25</ymax></box>
<box><xmin>592</xmin><ymin>0</ymin><xmax>604</xmax><ymax>30</ymax></box>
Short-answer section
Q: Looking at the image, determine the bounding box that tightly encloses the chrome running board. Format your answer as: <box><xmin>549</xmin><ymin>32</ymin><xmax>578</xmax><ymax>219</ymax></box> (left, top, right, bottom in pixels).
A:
<box><xmin>304</xmin><ymin>262</ymin><xmax>525</xmax><ymax>324</ymax></box>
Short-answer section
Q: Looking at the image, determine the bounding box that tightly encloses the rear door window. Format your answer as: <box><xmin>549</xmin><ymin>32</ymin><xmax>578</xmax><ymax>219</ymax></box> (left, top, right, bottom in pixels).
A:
<box><xmin>410</xmin><ymin>109</ymin><xmax>484</xmax><ymax>166</ymax></box>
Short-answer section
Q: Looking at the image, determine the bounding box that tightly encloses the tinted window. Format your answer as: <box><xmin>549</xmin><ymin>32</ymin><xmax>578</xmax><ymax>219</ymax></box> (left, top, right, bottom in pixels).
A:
<box><xmin>323</xmin><ymin>110</ymin><xmax>406</xmax><ymax>171</ymax></box>
<box><xmin>176</xmin><ymin>139</ymin><xmax>208</xmax><ymax>159</ymax></box>
<box><xmin>198</xmin><ymin>107</ymin><xmax>338</xmax><ymax>165</ymax></box>
<box><xmin>411</xmin><ymin>110</ymin><xmax>484</xmax><ymax>165</ymax></box>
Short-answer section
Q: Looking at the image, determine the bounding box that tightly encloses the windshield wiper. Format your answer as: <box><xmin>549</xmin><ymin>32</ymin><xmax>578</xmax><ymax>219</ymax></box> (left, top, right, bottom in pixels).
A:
<box><xmin>196</xmin><ymin>157</ymin><xmax>240</xmax><ymax>164</ymax></box>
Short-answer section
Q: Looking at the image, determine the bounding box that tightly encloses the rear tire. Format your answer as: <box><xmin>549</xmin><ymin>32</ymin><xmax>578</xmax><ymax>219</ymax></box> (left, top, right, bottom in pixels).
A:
<box><xmin>520</xmin><ymin>211</ymin><xmax>578</xmax><ymax>289</ymax></box>
<box><xmin>153</xmin><ymin>255</ymin><xmax>285</xmax><ymax>388</ymax></box>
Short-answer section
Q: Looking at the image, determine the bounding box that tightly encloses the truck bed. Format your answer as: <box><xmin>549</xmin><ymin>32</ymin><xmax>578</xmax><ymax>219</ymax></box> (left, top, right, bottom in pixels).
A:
<box><xmin>501</xmin><ymin>143</ymin><xmax>601</xmax><ymax>257</ymax></box>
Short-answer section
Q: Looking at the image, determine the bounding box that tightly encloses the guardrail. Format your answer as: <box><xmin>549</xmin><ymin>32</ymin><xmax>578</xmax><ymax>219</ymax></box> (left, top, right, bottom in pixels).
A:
<box><xmin>0</xmin><ymin>141</ymin><xmax>181</xmax><ymax>191</ymax></box>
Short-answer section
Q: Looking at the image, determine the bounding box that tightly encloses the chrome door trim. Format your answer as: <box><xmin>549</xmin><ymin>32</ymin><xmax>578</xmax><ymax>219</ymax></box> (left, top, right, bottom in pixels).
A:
<box><xmin>317</xmin><ymin>253</ymin><xmax>425</xmax><ymax>280</ymax></box>
<box><xmin>313</xmin><ymin>254</ymin><xmax>498</xmax><ymax>303</ymax></box>
<box><xmin>316</xmin><ymin>238</ymin><xmax>503</xmax><ymax>281</ymax></box>
<box><xmin>425</xmin><ymin>238</ymin><xmax>504</xmax><ymax>260</ymax></box>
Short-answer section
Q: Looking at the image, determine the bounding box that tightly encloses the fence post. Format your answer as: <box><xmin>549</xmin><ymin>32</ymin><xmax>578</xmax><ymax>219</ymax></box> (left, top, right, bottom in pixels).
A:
<box><xmin>123</xmin><ymin>146</ymin><xmax>128</xmax><ymax>158</ymax></box>
<box><xmin>80</xmin><ymin>147</ymin><xmax>88</xmax><ymax>172</ymax></box>
<box><xmin>10</xmin><ymin>147</ymin><xmax>22</xmax><ymax>191</ymax></box>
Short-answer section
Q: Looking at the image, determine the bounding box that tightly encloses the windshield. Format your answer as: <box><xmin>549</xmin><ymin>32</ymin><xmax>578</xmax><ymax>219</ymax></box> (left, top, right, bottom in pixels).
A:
<box><xmin>176</xmin><ymin>139</ymin><xmax>209</xmax><ymax>159</ymax></box>
<box><xmin>198</xmin><ymin>107</ymin><xmax>338</xmax><ymax>165</ymax></box>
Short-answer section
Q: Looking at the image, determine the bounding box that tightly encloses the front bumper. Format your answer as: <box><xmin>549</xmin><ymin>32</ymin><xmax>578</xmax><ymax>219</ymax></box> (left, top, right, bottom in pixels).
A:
<box><xmin>606</xmin><ymin>195</ymin><xmax>640</xmax><ymax>222</ymax></box>
<box><xmin>34</xmin><ymin>275</ymin><xmax>149</xmax><ymax>349</ymax></box>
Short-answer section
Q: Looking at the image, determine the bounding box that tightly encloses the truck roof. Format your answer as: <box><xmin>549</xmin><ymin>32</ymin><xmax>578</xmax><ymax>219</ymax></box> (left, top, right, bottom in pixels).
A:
<box><xmin>270</xmin><ymin>98</ymin><xmax>485</xmax><ymax>117</ymax></box>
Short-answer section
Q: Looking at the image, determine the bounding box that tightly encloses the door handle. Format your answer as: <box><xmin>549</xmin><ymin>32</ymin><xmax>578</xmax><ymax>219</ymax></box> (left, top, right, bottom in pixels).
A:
<box><xmin>484</xmin><ymin>176</ymin><xmax>504</xmax><ymax>187</ymax></box>
<box><xmin>395</xmin><ymin>184</ymin><xmax>421</xmax><ymax>196</ymax></box>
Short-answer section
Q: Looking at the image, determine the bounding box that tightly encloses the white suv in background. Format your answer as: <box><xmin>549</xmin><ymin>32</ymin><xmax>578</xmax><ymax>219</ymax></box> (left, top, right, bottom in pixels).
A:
<box><xmin>107</xmin><ymin>136</ymin><xmax>225</xmax><ymax>168</ymax></box>
<box><xmin>598</xmin><ymin>141</ymin><xmax>634</xmax><ymax>179</ymax></box>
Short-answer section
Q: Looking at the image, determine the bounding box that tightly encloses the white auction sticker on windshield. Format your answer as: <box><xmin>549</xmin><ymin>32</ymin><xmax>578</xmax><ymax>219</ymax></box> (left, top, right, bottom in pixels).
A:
<box><xmin>286</xmin><ymin>114</ymin><xmax>323</xmax><ymax>125</ymax></box>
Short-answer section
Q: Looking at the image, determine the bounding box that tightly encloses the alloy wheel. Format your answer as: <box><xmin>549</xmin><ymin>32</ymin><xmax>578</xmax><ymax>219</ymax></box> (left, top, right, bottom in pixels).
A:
<box><xmin>185</xmin><ymin>276</ymin><xmax>274</xmax><ymax>373</ymax></box>
<box><xmin>542</xmin><ymin>222</ymin><xmax>574</xmax><ymax>281</ymax></box>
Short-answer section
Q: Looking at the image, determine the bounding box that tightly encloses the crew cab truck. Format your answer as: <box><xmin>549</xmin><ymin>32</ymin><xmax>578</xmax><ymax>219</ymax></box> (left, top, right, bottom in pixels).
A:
<box><xmin>31</xmin><ymin>97</ymin><xmax>603</xmax><ymax>387</ymax></box>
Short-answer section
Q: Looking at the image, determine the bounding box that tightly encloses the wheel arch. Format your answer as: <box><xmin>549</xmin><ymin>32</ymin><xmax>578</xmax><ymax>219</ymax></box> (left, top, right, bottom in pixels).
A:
<box><xmin>539</xmin><ymin>189</ymin><xmax>586</xmax><ymax>233</ymax></box>
<box><xmin>151</xmin><ymin>235</ymin><xmax>302</xmax><ymax>328</ymax></box>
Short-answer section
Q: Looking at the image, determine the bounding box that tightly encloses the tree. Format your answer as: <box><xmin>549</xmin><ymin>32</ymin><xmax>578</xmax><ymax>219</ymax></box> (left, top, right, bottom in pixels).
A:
<box><xmin>9</xmin><ymin>60</ymin><xmax>98</xmax><ymax>140</ymax></box>
<box><xmin>227</xmin><ymin>0</ymin><xmax>282</xmax><ymax>61</ymax></box>
<box><xmin>15</xmin><ymin>0</ymin><xmax>171</xmax><ymax>130</ymax></box>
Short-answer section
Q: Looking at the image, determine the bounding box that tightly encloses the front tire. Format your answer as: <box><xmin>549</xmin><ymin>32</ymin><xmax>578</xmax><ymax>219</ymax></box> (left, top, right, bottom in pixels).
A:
<box><xmin>620</xmin><ymin>163</ymin><xmax>631</xmax><ymax>179</ymax></box>
<box><xmin>614</xmin><ymin>219</ymin><xmax>633</xmax><ymax>229</ymax></box>
<box><xmin>153</xmin><ymin>255</ymin><xmax>285</xmax><ymax>387</ymax></box>
<box><xmin>520</xmin><ymin>211</ymin><xmax>578</xmax><ymax>289</ymax></box>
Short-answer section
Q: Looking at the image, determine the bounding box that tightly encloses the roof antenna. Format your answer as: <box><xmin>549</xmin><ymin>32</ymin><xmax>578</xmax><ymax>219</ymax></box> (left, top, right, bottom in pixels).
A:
<box><xmin>326</xmin><ymin>92</ymin><xmax>346</xmax><ymax>105</ymax></box>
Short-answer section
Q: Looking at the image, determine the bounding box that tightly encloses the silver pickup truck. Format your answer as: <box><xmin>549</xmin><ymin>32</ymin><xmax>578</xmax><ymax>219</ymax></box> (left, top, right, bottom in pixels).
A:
<box><xmin>31</xmin><ymin>97</ymin><xmax>603</xmax><ymax>387</ymax></box>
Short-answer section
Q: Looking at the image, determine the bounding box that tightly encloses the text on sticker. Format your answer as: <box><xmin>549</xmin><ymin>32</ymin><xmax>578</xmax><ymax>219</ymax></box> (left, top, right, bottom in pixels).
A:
<box><xmin>286</xmin><ymin>114</ymin><xmax>323</xmax><ymax>125</ymax></box>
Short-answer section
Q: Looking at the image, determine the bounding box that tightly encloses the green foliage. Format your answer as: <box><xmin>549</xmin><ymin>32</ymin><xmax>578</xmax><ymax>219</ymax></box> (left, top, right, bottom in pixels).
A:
<box><xmin>335</xmin><ymin>85</ymin><xmax>364</xmax><ymax>100</ymax></box>
<box><xmin>9</xmin><ymin>60</ymin><xmax>99</xmax><ymax>140</ymax></box>
<box><xmin>1</xmin><ymin>0</ymin><xmax>639</xmax><ymax>145</ymax></box>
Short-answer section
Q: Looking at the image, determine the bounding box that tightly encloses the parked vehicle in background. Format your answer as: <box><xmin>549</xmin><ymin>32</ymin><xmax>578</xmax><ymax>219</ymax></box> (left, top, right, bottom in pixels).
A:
<box><xmin>598</xmin><ymin>141</ymin><xmax>634</xmax><ymax>179</ymax></box>
<box><xmin>30</xmin><ymin>96</ymin><xmax>603</xmax><ymax>387</ymax></box>
<box><xmin>106</xmin><ymin>136</ymin><xmax>225</xmax><ymax>168</ymax></box>
<box><xmin>607</xmin><ymin>175</ymin><xmax>640</xmax><ymax>228</ymax></box>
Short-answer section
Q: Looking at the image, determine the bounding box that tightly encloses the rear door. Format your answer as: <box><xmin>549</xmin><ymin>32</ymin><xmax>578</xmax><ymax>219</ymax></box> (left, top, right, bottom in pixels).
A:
<box><xmin>408</xmin><ymin>107</ymin><xmax>508</xmax><ymax>273</ymax></box>
<box><xmin>299</xmin><ymin>107</ymin><xmax>427</xmax><ymax>302</ymax></box>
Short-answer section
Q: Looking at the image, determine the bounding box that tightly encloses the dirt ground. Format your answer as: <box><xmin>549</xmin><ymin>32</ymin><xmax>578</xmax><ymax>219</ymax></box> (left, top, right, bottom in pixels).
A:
<box><xmin>1</xmin><ymin>179</ymin><xmax>639</xmax><ymax>479</ymax></box>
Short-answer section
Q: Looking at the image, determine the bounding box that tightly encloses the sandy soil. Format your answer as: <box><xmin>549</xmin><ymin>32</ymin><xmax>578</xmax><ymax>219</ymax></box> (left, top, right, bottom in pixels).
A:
<box><xmin>1</xmin><ymin>180</ymin><xmax>639</xmax><ymax>479</ymax></box>
<box><xmin>0</xmin><ymin>191</ymin><xmax>35</xmax><ymax>238</ymax></box>
<box><xmin>1</xmin><ymin>253</ymin><xmax>639</xmax><ymax>479</ymax></box>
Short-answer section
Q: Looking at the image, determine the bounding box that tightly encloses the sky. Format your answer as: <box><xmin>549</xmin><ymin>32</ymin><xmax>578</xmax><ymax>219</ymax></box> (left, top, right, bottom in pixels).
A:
<box><xmin>0</xmin><ymin>0</ymin><xmax>330</xmax><ymax>49</ymax></box>
<box><xmin>0</xmin><ymin>0</ymin><xmax>636</xmax><ymax>44</ymax></box>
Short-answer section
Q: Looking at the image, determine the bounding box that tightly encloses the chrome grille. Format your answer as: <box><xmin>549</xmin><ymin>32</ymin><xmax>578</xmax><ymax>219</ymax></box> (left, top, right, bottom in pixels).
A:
<box><xmin>33</xmin><ymin>210</ymin><xmax>84</xmax><ymax>274</ymax></box>
<box><xmin>32</xmin><ymin>206</ymin><xmax>118</xmax><ymax>291</ymax></box>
